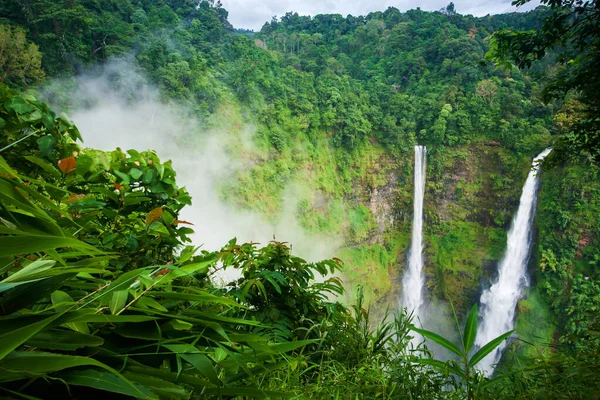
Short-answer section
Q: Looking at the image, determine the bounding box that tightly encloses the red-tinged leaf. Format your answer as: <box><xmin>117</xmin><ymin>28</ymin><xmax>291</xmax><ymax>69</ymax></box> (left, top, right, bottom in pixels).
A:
<box><xmin>57</xmin><ymin>157</ymin><xmax>76</xmax><ymax>174</ymax></box>
<box><xmin>173</xmin><ymin>219</ymin><xmax>194</xmax><ymax>225</ymax></box>
<box><xmin>145</xmin><ymin>207</ymin><xmax>162</xmax><ymax>226</ymax></box>
<box><xmin>152</xmin><ymin>268</ymin><xmax>170</xmax><ymax>277</ymax></box>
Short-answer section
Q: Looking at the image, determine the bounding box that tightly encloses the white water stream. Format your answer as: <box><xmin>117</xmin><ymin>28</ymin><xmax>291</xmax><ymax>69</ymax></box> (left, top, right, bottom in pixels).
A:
<box><xmin>402</xmin><ymin>146</ymin><xmax>427</xmax><ymax>327</ymax></box>
<box><xmin>475</xmin><ymin>148</ymin><xmax>551</xmax><ymax>375</ymax></box>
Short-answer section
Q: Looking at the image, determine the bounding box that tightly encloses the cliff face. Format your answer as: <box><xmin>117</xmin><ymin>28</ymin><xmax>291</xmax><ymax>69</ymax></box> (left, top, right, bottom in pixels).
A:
<box><xmin>421</xmin><ymin>143</ymin><xmax>530</xmax><ymax>311</ymax></box>
<box><xmin>327</xmin><ymin>141</ymin><xmax>531</xmax><ymax>316</ymax></box>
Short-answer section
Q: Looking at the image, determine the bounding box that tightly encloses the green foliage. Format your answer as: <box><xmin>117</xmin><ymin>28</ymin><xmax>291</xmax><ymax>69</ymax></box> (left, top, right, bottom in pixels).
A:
<box><xmin>0</xmin><ymin>25</ymin><xmax>44</xmax><ymax>87</ymax></box>
<box><xmin>412</xmin><ymin>303</ymin><xmax>514</xmax><ymax>400</ymax></box>
<box><xmin>0</xmin><ymin>88</ymin><xmax>344</xmax><ymax>399</ymax></box>
<box><xmin>2</xmin><ymin>0</ymin><xmax>599</xmax><ymax>396</ymax></box>
<box><xmin>221</xmin><ymin>239</ymin><xmax>345</xmax><ymax>341</ymax></box>
<box><xmin>488</xmin><ymin>0</ymin><xmax>600</xmax><ymax>165</ymax></box>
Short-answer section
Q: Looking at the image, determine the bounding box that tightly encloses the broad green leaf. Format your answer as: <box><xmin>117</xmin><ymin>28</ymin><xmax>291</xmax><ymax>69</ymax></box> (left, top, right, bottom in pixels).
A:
<box><xmin>74</xmin><ymin>154</ymin><xmax>93</xmax><ymax>175</ymax></box>
<box><xmin>58</xmin><ymin>369</ymin><xmax>157</xmax><ymax>399</ymax></box>
<box><xmin>463</xmin><ymin>304</ymin><xmax>478</xmax><ymax>353</ymax></box>
<box><xmin>69</xmin><ymin>314</ymin><xmax>159</xmax><ymax>324</ymax></box>
<box><xmin>0</xmin><ymin>351</ymin><xmax>146</xmax><ymax>400</ymax></box>
<box><xmin>123</xmin><ymin>371</ymin><xmax>191</xmax><ymax>400</ymax></box>
<box><xmin>51</xmin><ymin>291</ymin><xmax>89</xmax><ymax>334</ymax></box>
<box><xmin>0</xmin><ymin>274</ymin><xmax>75</xmax><ymax>315</ymax></box>
<box><xmin>90</xmin><ymin>187</ymin><xmax>119</xmax><ymax>203</ymax></box>
<box><xmin>411</xmin><ymin>327</ymin><xmax>463</xmax><ymax>358</ymax></box>
<box><xmin>113</xmin><ymin>170</ymin><xmax>131</xmax><ymax>184</ymax></box>
<box><xmin>3</xmin><ymin>211</ymin><xmax>64</xmax><ymax>236</ymax></box>
<box><xmin>83</xmin><ymin>268</ymin><xmax>150</xmax><ymax>306</ymax></box>
<box><xmin>36</xmin><ymin>135</ymin><xmax>56</xmax><ymax>158</ymax></box>
<box><xmin>0</xmin><ymin>311</ymin><xmax>65</xmax><ymax>360</ymax></box>
<box><xmin>142</xmin><ymin>169</ymin><xmax>156</xmax><ymax>185</ymax></box>
<box><xmin>170</xmin><ymin>319</ymin><xmax>193</xmax><ymax>331</ymax></box>
<box><xmin>158</xmin><ymin>259</ymin><xmax>215</xmax><ymax>283</ymax></box>
<box><xmin>0</xmin><ymin>281</ymin><xmax>35</xmax><ymax>293</ymax></box>
<box><xmin>0</xmin><ymin>155</ymin><xmax>18</xmax><ymax>178</ymax></box>
<box><xmin>0</xmin><ymin>235</ymin><xmax>101</xmax><ymax>257</ymax></box>
<box><xmin>0</xmin><ymin>178</ymin><xmax>52</xmax><ymax>221</ymax></box>
<box><xmin>109</xmin><ymin>290</ymin><xmax>129</xmax><ymax>315</ymax></box>
<box><xmin>0</xmin><ymin>225</ymin><xmax>30</xmax><ymax>236</ymax></box>
<box><xmin>2</xmin><ymin>260</ymin><xmax>55</xmax><ymax>283</ymax></box>
<box><xmin>8</xmin><ymin>266</ymin><xmax>106</xmax><ymax>283</ymax></box>
<box><xmin>163</xmin><ymin>344</ymin><xmax>220</xmax><ymax>385</ymax></box>
<box><xmin>25</xmin><ymin>329</ymin><xmax>104</xmax><ymax>351</ymax></box>
<box><xmin>161</xmin><ymin>210</ymin><xmax>174</xmax><ymax>226</ymax></box>
<box><xmin>24</xmin><ymin>156</ymin><xmax>62</xmax><ymax>178</ymax></box>
<box><xmin>123</xmin><ymin>195</ymin><xmax>151</xmax><ymax>206</ymax></box>
<box><xmin>129</xmin><ymin>167</ymin><xmax>143</xmax><ymax>180</ymax></box>
<box><xmin>125</xmin><ymin>365</ymin><xmax>211</xmax><ymax>388</ymax></box>
<box><xmin>145</xmin><ymin>290</ymin><xmax>241</xmax><ymax>308</ymax></box>
<box><xmin>469</xmin><ymin>330</ymin><xmax>514</xmax><ymax>367</ymax></box>
<box><xmin>220</xmin><ymin>340</ymin><xmax>317</xmax><ymax>368</ymax></box>
<box><xmin>135</xmin><ymin>296</ymin><xmax>168</xmax><ymax>312</ymax></box>
<box><xmin>149</xmin><ymin>223</ymin><xmax>169</xmax><ymax>236</ymax></box>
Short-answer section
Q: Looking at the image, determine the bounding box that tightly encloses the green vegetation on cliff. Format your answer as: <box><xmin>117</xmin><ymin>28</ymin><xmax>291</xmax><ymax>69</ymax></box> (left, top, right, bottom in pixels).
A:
<box><xmin>1</xmin><ymin>0</ymin><xmax>599</xmax><ymax>397</ymax></box>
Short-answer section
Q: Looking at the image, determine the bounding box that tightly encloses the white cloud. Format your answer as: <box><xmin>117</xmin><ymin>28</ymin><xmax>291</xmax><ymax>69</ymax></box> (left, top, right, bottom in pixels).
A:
<box><xmin>222</xmin><ymin>0</ymin><xmax>541</xmax><ymax>31</ymax></box>
<box><xmin>48</xmin><ymin>59</ymin><xmax>341</xmax><ymax>268</ymax></box>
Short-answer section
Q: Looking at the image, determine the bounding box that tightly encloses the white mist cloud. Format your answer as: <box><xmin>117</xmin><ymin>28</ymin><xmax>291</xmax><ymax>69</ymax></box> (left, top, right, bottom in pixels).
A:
<box><xmin>45</xmin><ymin>58</ymin><xmax>341</xmax><ymax>281</ymax></box>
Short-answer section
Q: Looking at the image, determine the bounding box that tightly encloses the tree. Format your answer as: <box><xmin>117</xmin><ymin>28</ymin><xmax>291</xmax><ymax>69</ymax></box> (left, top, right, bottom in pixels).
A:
<box><xmin>443</xmin><ymin>2</ymin><xmax>457</xmax><ymax>15</ymax></box>
<box><xmin>487</xmin><ymin>0</ymin><xmax>600</xmax><ymax>165</ymax></box>
<box><xmin>0</xmin><ymin>25</ymin><xmax>44</xmax><ymax>86</ymax></box>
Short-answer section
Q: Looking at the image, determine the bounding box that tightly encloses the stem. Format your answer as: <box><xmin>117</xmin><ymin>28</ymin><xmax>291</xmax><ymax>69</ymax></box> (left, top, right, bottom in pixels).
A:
<box><xmin>0</xmin><ymin>131</ymin><xmax>36</xmax><ymax>153</ymax></box>
<box><xmin>465</xmin><ymin>356</ymin><xmax>471</xmax><ymax>400</ymax></box>
<box><xmin>76</xmin><ymin>281</ymin><xmax>111</xmax><ymax>309</ymax></box>
<box><xmin>116</xmin><ymin>275</ymin><xmax>165</xmax><ymax>315</ymax></box>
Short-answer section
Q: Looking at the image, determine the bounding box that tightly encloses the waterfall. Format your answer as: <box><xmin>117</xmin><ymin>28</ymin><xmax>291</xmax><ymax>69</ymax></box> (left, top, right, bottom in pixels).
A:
<box><xmin>475</xmin><ymin>148</ymin><xmax>551</xmax><ymax>375</ymax></box>
<box><xmin>402</xmin><ymin>145</ymin><xmax>427</xmax><ymax>326</ymax></box>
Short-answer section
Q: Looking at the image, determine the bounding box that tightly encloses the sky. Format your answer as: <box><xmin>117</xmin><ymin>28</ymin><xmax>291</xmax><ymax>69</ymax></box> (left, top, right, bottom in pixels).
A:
<box><xmin>221</xmin><ymin>0</ymin><xmax>540</xmax><ymax>31</ymax></box>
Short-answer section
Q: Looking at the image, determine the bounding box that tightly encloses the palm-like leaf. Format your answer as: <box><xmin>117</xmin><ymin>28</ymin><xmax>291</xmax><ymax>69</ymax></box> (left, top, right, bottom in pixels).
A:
<box><xmin>411</xmin><ymin>326</ymin><xmax>463</xmax><ymax>358</ymax></box>
<box><xmin>469</xmin><ymin>330</ymin><xmax>514</xmax><ymax>367</ymax></box>
<box><xmin>463</xmin><ymin>304</ymin><xmax>478</xmax><ymax>354</ymax></box>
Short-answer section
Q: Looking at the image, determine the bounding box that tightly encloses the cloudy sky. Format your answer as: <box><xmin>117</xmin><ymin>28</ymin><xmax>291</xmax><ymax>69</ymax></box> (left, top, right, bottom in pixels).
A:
<box><xmin>221</xmin><ymin>0</ymin><xmax>540</xmax><ymax>31</ymax></box>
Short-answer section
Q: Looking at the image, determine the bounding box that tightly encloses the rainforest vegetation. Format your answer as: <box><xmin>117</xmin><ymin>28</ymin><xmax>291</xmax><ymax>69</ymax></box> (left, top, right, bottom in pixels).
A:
<box><xmin>0</xmin><ymin>0</ymin><xmax>599</xmax><ymax>398</ymax></box>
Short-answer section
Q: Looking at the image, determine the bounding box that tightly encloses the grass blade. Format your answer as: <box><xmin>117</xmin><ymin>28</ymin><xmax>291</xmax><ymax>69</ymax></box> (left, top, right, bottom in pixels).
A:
<box><xmin>463</xmin><ymin>304</ymin><xmax>478</xmax><ymax>353</ymax></box>
<box><xmin>412</xmin><ymin>326</ymin><xmax>463</xmax><ymax>358</ymax></box>
<box><xmin>469</xmin><ymin>330</ymin><xmax>514</xmax><ymax>367</ymax></box>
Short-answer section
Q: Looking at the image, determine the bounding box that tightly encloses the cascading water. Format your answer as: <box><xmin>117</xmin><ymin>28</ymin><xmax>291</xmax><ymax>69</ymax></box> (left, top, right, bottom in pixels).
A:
<box><xmin>402</xmin><ymin>145</ymin><xmax>427</xmax><ymax>326</ymax></box>
<box><xmin>475</xmin><ymin>148</ymin><xmax>552</xmax><ymax>375</ymax></box>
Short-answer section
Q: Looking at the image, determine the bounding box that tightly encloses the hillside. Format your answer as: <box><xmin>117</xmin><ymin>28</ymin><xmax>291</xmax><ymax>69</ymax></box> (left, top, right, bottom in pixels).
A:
<box><xmin>1</xmin><ymin>0</ymin><xmax>599</xmax><ymax>398</ymax></box>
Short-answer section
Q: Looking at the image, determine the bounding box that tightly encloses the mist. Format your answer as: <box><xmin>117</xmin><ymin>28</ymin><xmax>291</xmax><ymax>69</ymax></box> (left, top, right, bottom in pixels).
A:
<box><xmin>44</xmin><ymin>58</ymin><xmax>341</xmax><ymax>282</ymax></box>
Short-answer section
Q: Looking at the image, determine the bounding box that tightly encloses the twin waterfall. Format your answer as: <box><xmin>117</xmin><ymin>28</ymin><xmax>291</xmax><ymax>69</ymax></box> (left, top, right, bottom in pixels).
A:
<box><xmin>401</xmin><ymin>146</ymin><xmax>550</xmax><ymax>371</ymax></box>
<box><xmin>475</xmin><ymin>148</ymin><xmax>551</xmax><ymax>374</ymax></box>
<box><xmin>401</xmin><ymin>146</ymin><xmax>427</xmax><ymax>326</ymax></box>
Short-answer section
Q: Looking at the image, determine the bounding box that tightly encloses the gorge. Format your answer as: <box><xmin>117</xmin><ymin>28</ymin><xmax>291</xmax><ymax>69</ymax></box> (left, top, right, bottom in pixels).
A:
<box><xmin>0</xmin><ymin>1</ymin><xmax>599</xmax><ymax>398</ymax></box>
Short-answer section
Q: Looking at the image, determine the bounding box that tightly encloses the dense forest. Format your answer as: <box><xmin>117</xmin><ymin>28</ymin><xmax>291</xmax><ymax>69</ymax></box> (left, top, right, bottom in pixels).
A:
<box><xmin>0</xmin><ymin>0</ymin><xmax>599</xmax><ymax>398</ymax></box>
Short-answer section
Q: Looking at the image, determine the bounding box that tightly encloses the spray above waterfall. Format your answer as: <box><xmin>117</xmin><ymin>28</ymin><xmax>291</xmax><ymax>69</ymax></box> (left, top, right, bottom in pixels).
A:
<box><xmin>475</xmin><ymin>148</ymin><xmax>552</xmax><ymax>375</ymax></box>
<box><xmin>402</xmin><ymin>145</ymin><xmax>427</xmax><ymax>325</ymax></box>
